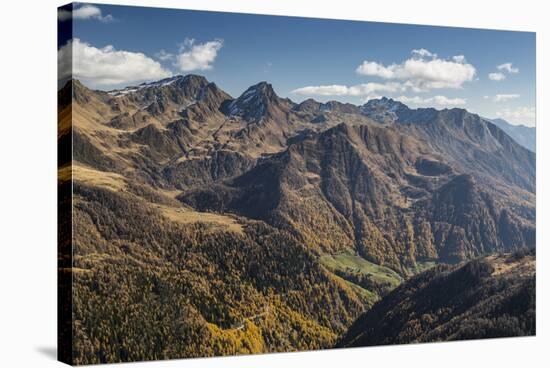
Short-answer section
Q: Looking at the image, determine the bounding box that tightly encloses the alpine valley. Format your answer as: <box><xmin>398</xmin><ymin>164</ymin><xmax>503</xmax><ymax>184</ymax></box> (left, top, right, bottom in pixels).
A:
<box><xmin>58</xmin><ymin>74</ymin><xmax>536</xmax><ymax>364</ymax></box>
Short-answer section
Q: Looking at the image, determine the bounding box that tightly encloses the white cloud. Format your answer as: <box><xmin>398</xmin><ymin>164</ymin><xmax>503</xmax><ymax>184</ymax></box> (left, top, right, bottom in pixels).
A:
<box><xmin>496</xmin><ymin>106</ymin><xmax>535</xmax><ymax>126</ymax></box>
<box><xmin>58</xmin><ymin>5</ymin><xmax>114</xmax><ymax>22</ymax></box>
<box><xmin>411</xmin><ymin>48</ymin><xmax>437</xmax><ymax>59</ymax></box>
<box><xmin>488</xmin><ymin>62</ymin><xmax>519</xmax><ymax>81</ymax></box>
<box><xmin>356</xmin><ymin>61</ymin><xmax>394</xmax><ymax>79</ymax></box>
<box><xmin>58</xmin><ymin>39</ymin><xmax>171</xmax><ymax>88</ymax></box>
<box><xmin>355</xmin><ymin>49</ymin><xmax>476</xmax><ymax>91</ymax></box>
<box><xmin>362</xmin><ymin>95</ymin><xmax>384</xmax><ymax>103</ymax></box>
<box><xmin>493</xmin><ymin>94</ymin><xmax>520</xmax><ymax>102</ymax></box>
<box><xmin>292</xmin><ymin>85</ymin><xmax>349</xmax><ymax>96</ymax></box>
<box><xmin>263</xmin><ymin>61</ymin><xmax>273</xmax><ymax>73</ymax></box>
<box><xmin>452</xmin><ymin>55</ymin><xmax>466</xmax><ymax>63</ymax></box>
<box><xmin>176</xmin><ymin>38</ymin><xmax>223</xmax><ymax>72</ymax></box>
<box><xmin>291</xmin><ymin>82</ymin><xmax>405</xmax><ymax>96</ymax></box>
<box><xmin>497</xmin><ymin>62</ymin><xmax>519</xmax><ymax>74</ymax></box>
<box><xmin>432</xmin><ymin>96</ymin><xmax>466</xmax><ymax>105</ymax></box>
<box><xmin>395</xmin><ymin>95</ymin><xmax>467</xmax><ymax>106</ymax></box>
<box><xmin>155</xmin><ymin>49</ymin><xmax>175</xmax><ymax>61</ymax></box>
<box><xmin>488</xmin><ymin>72</ymin><xmax>506</xmax><ymax>81</ymax></box>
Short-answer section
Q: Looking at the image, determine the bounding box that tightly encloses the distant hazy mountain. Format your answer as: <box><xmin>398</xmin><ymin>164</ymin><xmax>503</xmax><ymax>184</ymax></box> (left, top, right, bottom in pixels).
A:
<box><xmin>487</xmin><ymin>118</ymin><xmax>535</xmax><ymax>152</ymax></box>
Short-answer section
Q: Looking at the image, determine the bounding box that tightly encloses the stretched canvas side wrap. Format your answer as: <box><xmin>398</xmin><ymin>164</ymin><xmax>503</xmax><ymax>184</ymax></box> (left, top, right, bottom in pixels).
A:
<box><xmin>58</xmin><ymin>2</ymin><xmax>536</xmax><ymax>366</ymax></box>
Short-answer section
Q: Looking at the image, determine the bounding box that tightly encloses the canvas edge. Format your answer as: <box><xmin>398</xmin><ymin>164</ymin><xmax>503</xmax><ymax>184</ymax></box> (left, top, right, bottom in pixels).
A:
<box><xmin>58</xmin><ymin>2</ymin><xmax>75</xmax><ymax>366</ymax></box>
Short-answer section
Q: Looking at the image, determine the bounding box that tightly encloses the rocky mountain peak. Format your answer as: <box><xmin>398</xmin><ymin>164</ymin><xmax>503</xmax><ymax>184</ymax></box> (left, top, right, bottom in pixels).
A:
<box><xmin>238</xmin><ymin>81</ymin><xmax>278</xmax><ymax>104</ymax></box>
<box><xmin>364</xmin><ymin>97</ymin><xmax>407</xmax><ymax>110</ymax></box>
<box><xmin>224</xmin><ymin>81</ymin><xmax>282</xmax><ymax>121</ymax></box>
<box><xmin>360</xmin><ymin>97</ymin><xmax>409</xmax><ymax>124</ymax></box>
<box><xmin>249</xmin><ymin>81</ymin><xmax>276</xmax><ymax>96</ymax></box>
<box><xmin>107</xmin><ymin>74</ymin><xmax>209</xmax><ymax>99</ymax></box>
<box><xmin>293</xmin><ymin>98</ymin><xmax>322</xmax><ymax>113</ymax></box>
<box><xmin>173</xmin><ymin>74</ymin><xmax>209</xmax><ymax>91</ymax></box>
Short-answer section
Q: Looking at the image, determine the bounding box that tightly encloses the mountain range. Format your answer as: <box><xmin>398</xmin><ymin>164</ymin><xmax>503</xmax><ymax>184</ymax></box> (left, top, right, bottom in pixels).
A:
<box><xmin>59</xmin><ymin>74</ymin><xmax>536</xmax><ymax>364</ymax></box>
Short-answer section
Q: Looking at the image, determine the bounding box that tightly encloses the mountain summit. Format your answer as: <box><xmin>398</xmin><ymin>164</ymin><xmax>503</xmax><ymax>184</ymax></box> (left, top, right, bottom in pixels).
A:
<box><xmin>224</xmin><ymin>81</ymin><xmax>284</xmax><ymax>121</ymax></box>
<box><xmin>108</xmin><ymin>74</ymin><xmax>209</xmax><ymax>97</ymax></box>
<box><xmin>360</xmin><ymin>97</ymin><xmax>408</xmax><ymax>123</ymax></box>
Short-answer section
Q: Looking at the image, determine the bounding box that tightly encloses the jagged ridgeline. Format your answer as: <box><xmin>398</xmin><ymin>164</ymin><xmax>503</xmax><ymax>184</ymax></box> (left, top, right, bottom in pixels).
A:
<box><xmin>61</xmin><ymin>74</ymin><xmax>535</xmax><ymax>364</ymax></box>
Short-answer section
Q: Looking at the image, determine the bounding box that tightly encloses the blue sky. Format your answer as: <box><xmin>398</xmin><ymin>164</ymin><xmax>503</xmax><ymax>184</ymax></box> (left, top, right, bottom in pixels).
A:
<box><xmin>59</xmin><ymin>3</ymin><xmax>536</xmax><ymax>126</ymax></box>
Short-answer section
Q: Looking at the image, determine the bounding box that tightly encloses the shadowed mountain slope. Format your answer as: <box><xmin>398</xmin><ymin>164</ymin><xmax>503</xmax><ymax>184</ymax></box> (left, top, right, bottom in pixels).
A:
<box><xmin>338</xmin><ymin>249</ymin><xmax>535</xmax><ymax>347</ymax></box>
